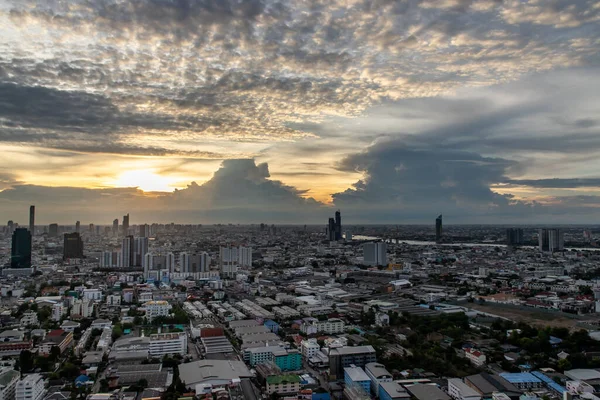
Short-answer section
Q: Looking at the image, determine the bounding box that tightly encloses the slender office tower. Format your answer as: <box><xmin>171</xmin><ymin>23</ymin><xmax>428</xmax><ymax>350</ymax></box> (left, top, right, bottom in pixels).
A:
<box><xmin>435</xmin><ymin>214</ymin><xmax>443</xmax><ymax>242</ymax></box>
<box><xmin>75</xmin><ymin>221</ymin><xmax>81</xmax><ymax>234</ymax></box>
<box><xmin>335</xmin><ymin>210</ymin><xmax>342</xmax><ymax>241</ymax></box>
<box><xmin>122</xmin><ymin>214</ymin><xmax>129</xmax><ymax>236</ymax></box>
<box><xmin>29</xmin><ymin>205</ymin><xmax>35</xmax><ymax>235</ymax></box>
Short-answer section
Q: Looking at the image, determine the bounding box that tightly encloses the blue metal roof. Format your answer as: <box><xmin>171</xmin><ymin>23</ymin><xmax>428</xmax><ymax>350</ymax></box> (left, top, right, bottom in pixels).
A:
<box><xmin>531</xmin><ymin>371</ymin><xmax>566</xmax><ymax>394</ymax></box>
<box><xmin>499</xmin><ymin>372</ymin><xmax>541</xmax><ymax>384</ymax></box>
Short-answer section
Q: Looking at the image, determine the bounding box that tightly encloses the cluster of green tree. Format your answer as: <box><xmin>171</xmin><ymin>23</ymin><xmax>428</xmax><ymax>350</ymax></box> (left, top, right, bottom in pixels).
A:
<box><xmin>486</xmin><ymin>319</ymin><xmax>600</xmax><ymax>371</ymax></box>
<box><xmin>18</xmin><ymin>347</ymin><xmax>79</xmax><ymax>376</ymax></box>
<box><xmin>381</xmin><ymin>341</ymin><xmax>478</xmax><ymax>377</ymax></box>
<box><xmin>160</xmin><ymin>361</ymin><xmax>188</xmax><ymax>400</ymax></box>
<box><xmin>127</xmin><ymin>379</ymin><xmax>148</xmax><ymax>393</ymax></box>
<box><xmin>150</xmin><ymin>305</ymin><xmax>190</xmax><ymax>326</ymax></box>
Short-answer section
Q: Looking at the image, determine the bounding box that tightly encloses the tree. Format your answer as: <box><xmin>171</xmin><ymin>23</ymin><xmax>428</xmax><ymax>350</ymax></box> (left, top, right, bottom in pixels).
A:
<box><xmin>558</xmin><ymin>358</ymin><xmax>572</xmax><ymax>372</ymax></box>
<box><xmin>112</xmin><ymin>324</ymin><xmax>123</xmax><ymax>341</ymax></box>
<box><xmin>37</xmin><ymin>306</ymin><xmax>52</xmax><ymax>323</ymax></box>
<box><xmin>99</xmin><ymin>379</ymin><xmax>109</xmax><ymax>392</ymax></box>
<box><xmin>19</xmin><ymin>350</ymin><xmax>34</xmax><ymax>374</ymax></box>
<box><xmin>59</xmin><ymin>362</ymin><xmax>80</xmax><ymax>379</ymax></box>
<box><xmin>49</xmin><ymin>346</ymin><xmax>61</xmax><ymax>361</ymax></box>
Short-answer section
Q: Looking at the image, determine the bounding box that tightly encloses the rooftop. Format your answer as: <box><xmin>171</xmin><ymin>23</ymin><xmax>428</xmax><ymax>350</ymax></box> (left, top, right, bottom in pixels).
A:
<box><xmin>365</xmin><ymin>362</ymin><xmax>392</xmax><ymax>378</ymax></box>
<box><xmin>178</xmin><ymin>360</ymin><xmax>252</xmax><ymax>386</ymax></box>
<box><xmin>345</xmin><ymin>366</ymin><xmax>370</xmax><ymax>382</ymax></box>
<box><xmin>565</xmin><ymin>369</ymin><xmax>600</xmax><ymax>381</ymax></box>
<box><xmin>266</xmin><ymin>375</ymin><xmax>301</xmax><ymax>385</ymax></box>
<box><xmin>406</xmin><ymin>384</ymin><xmax>451</xmax><ymax>400</ymax></box>
<box><xmin>330</xmin><ymin>345</ymin><xmax>376</xmax><ymax>356</ymax></box>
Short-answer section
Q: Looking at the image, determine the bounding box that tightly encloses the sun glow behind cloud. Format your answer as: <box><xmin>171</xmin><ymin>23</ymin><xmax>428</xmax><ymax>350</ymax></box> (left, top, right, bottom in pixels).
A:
<box><xmin>113</xmin><ymin>169</ymin><xmax>178</xmax><ymax>192</ymax></box>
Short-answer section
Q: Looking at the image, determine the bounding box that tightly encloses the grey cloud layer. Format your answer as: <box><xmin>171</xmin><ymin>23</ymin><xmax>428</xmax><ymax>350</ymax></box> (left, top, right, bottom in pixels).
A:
<box><xmin>1</xmin><ymin>0</ymin><xmax>599</xmax><ymax>152</ymax></box>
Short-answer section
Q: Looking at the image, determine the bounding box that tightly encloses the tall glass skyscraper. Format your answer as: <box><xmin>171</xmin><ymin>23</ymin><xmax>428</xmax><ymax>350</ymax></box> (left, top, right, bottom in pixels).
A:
<box><xmin>435</xmin><ymin>214</ymin><xmax>443</xmax><ymax>242</ymax></box>
<box><xmin>335</xmin><ymin>210</ymin><xmax>342</xmax><ymax>241</ymax></box>
<box><xmin>11</xmin><ymin>228</ymin><xmax>32</xmax><ymax>268</ymax></box>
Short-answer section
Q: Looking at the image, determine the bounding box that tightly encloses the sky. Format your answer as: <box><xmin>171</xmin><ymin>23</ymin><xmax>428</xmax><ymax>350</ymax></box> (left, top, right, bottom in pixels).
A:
<box><xmin>0</xmin><ymin>0</ymin><xmax>600</xmax><ymax>224</ymax></box>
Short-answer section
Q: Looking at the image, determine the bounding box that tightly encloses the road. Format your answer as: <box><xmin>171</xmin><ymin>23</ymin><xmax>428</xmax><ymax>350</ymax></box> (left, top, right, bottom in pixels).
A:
<box><xmin>240</xmin><ymin>379</ymin><xmax>260</xmax><ymax>400</ymax></box>
<box><xmin>186</xmin><ymin>332</ymin><xmax>201</xmax><ymax>360</ymax></box>
<box><xmin>303</xmin><ymin>360</ymin><xmax>330</xmax><ymax>391</ymax></box>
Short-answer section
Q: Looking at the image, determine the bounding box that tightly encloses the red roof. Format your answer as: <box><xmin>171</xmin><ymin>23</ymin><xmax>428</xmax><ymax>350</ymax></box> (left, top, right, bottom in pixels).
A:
<box><xmin>47</xmin><ymin>329</ymin><xmax>65</xmax><ymax>337</ymax></box>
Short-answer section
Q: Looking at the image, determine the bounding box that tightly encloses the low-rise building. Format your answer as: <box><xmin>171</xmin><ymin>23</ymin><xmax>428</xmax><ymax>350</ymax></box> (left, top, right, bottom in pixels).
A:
<box><xmin>15</xmin><ymin>374</ymin><xmax>45</xmax><ymax>400</ymax></box>
<box><xmin>90</xmin><ymin>319</ymin><xmax>112</xmax><ymax>330</ymax></box>
<box><xmin>329</xmin><ymin>345</ymin><xmax>377</xmax><ymax>380</ymax></box>
<box><xmin>82</xmin><ymin>289</ymin><xmax>102</xmax><ymax>301</ymax></box>
<box><xmin>465</xmin><ymin>348</ymin><xmax>486</xmax><ymax>367</ymax></box>
<box><xmin>0</xmin><ymin>330</ymin><xmax>25</xmax><ymax>342</ymax></box>
<box><xmin>266</xmin><ymin>375</ymin><xmax>301</xmax><ymax>395</ymax></box>
<box><xmin>0</xmin><ymin>367</ymin><xmax>20</xmax><ymax>400</ymax></box>
<box><xmin>0</xmin><ymin>342</ymin><xmax>33</xmax><ymax>357</ymax></box>
<box><xmin>407</xmin><ymin>384</ymin><xmax>451</xmax><ymax>400</ymax></box>
<box><xmin>499</xmin><ymin>373</ymin><xmax>542</xmax><ymax>391</ymax></box>
<box><xmin>364</xmin><ymin>362</ymin><xmax>392</xmax><ymax>395</ymax></box>
<box><xmin>300</xmin><ymin>318</ymin><xmax>345</xmax><ymax>335</ymax></box>
<box><xmin>20</xmin><ymin>312</ymin><xmax>38</xmax><ymax>327</ymax></box>
<box><xmin>345</xmin><ymin>365</ymin><xmax>371</xmax><ymax>394</ymax></box>
<box><xmin>71</xmin><ymin>300</ymin><xmax>94</xmax><ymax>319</ymax></box>
<box><xmin>39</xmin><ymin>330</ymin><xmax>73</xmax><ymax>356</ymax></box>
<box><xmin>143</xmin><ymin>301</ymin><xmax>172</xmax><ymax>321</ymax></box>
<box><xmin>246</xmin><ymin>346</ymin><xmax>302</xmax><ymax>371</ymax></box>
<box><xmin>273</xmin><ymin>349</ymin><xmax>302</xmax><ymax>371</ymax></box>
<box><xmin>51</xmin><ymin>304</ymin><xmax>66</xmax><ymax>322</ymax></box>
<box><xmin>59</xmin><ymin>321</ymin><xmax>80</xmax><ymax>333</ymax></box>
<box><xmin>106</xmin><ymin>295</ymin><xmax>121</xmax><ymax>306</ymax></box>
<box><xmin>448</xmin><ymin>378</ymin><xmax>482</xmax><ymax>400</ymax></box>
<box><xmin>378</xmin><ymin>381</ymin><xmax>411</xmax><ymax>400</ymax></box>
<box><xmin>300</xmin><ymin>339</ymin><xmax>320</xmax><ymax>359</ymax></box>
<box><xmin>148</xmin><ymin>333</ymin><xmax>187</xmax><ymax>357</ymax></box>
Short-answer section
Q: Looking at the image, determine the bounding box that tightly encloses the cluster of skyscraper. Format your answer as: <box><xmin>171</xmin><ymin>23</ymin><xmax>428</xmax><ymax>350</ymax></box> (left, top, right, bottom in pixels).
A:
<box><xmin>326</xmin><ymin>210</ymin><xmax>342</xmax><ymax>241</ymax></box>
<box><xmin>8</xmin><ymin>205</ymin><xmax>85</xmax><ymax>268</ymax></box>
<box><xmin>100</xmin><ymin>238</ymin><xmax>252</xmax><ymax>281</ymax></box>
<box><xmin>539</xmin><ymin>228</ymin><xmax>564</xmax><ymax>252</ymax></box>
<box><xmin>219</xmin><ymin>246</ymin><xmax>253</xmax><ymax>278</ymax></box>
<box><xmin>506</xmin><ymin>228</ymin><xmax>524</xmax><ymax>246</ymax></box>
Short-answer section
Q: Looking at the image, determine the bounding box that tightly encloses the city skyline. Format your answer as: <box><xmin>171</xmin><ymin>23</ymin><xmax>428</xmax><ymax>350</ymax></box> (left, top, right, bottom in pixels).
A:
<box><xmin>1</xmin><ymin>1</ymin><xmax>600</xmax><ymax>223</ymax></box>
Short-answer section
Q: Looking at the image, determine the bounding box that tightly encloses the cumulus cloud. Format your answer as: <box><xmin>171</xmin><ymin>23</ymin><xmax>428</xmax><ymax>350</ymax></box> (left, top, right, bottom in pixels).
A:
<box><xmin>328</xmin><ymin>68</ymin><xmax>600</xmax><ymax>222</ymax></box>
<box><xmin>0</xmin><ymin>159</ymin><xmax>327</xmax><ymax>223</ymax></box>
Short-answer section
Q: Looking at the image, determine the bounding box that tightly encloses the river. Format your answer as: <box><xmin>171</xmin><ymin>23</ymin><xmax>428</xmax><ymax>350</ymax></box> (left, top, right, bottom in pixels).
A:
<box><xmin>350</xmin><ymin>235</ymin><xmax>600</xmax><ymax>251</ymax></box>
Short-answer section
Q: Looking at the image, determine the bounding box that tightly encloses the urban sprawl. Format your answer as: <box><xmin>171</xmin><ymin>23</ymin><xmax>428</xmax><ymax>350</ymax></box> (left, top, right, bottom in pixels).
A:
<box><xmin>2</xmin><ymin>207</ymin><xmax>600</xmax><ymax>400</ymax></box>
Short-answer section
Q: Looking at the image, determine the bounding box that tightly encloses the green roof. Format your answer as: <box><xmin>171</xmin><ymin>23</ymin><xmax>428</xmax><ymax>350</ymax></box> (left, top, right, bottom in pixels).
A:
<box><xmin>0</xmin><ymin>370</ymin><xmax>19</xmax><ymax>386</ymax></box>
<box><xmin>266</xmin><ymin>375</ymin><xmax>301</xmax><ymax>385</ymax></box>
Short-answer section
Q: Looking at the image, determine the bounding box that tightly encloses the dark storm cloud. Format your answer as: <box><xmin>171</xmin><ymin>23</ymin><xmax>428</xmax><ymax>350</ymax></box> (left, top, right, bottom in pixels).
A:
<box><xmin>0</xmin><ymin>82</ymin><xmax>231</xmax><ymax>157</ymax></box>
<box><xmin>327</xmin><ymin>68</ymin><xmax>600</xmax><ymax>221</ymax></box>
<box><xmin>503</xmin><ymin>178</ymin><xmax>600</xmax><ymax>189</ymax></box>
<box><xmin>333</xmin><ymin>140</ymin><xmax>517</xmax><ymax>209</ymax></box>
